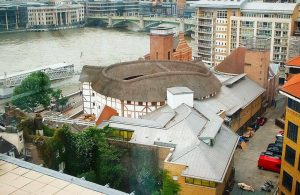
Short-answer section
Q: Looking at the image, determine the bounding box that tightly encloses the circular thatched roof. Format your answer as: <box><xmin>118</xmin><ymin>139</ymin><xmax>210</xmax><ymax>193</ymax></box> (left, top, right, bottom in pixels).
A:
<box><xmin>80</xmin><ymin>60</ymin><xmax>221</xmax><ymax>102</ymax></box>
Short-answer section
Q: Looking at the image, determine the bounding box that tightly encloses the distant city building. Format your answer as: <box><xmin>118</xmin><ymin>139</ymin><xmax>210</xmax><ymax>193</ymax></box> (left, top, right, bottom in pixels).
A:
<box><xmin>99</xmin><ymin>86</ymin><xmax>238</xmax><ymax>195</ymax></box>
<box><xmin>144</xmin><ymin>26</ymin><xmax>192</xmax><ymax>61</ymax></box>
<box><xmin>278</xmin><ymin>74</ymin><xmax>300</xmax><ymax>195</ymax></box>
<box><xmin>0</xmin><ymin>3</ymin><xmax>29</xmax><ymax>31</ymax></box>
<box><xmin>191</xmin><ymin>0</ymin><xmax>300</xmax><ymax>67</ymax></box>
<box><xmin>85</xmin><ymin>0</ymin><xmax>140</xmax><ymax>17</ymax></box>
<box><xmin>27</xmin><ymin>2</ymin><xmax>85</xmax><ymax>31</ymax></box>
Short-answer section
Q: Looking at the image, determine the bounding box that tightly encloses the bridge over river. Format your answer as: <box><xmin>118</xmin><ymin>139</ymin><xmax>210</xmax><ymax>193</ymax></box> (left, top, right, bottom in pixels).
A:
<box><xmin>87</xmin><ymin>15</ymin><xmax>195</xmax><ymax>33</ymax></box>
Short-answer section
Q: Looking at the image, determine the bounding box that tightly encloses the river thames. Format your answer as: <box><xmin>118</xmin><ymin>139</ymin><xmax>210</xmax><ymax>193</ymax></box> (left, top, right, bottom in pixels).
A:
<box><xmin>0</xmin><ymin>27</ymin><xmax>191</xmax><ymax>109</ymax></box>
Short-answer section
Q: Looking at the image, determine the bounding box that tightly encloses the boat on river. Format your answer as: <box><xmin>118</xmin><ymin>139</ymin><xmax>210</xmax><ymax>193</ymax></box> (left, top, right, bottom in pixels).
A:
<box><xmin>0</xmin><ymin>63</ymin><xmax>74</xmax><ymax>99</ymax></box>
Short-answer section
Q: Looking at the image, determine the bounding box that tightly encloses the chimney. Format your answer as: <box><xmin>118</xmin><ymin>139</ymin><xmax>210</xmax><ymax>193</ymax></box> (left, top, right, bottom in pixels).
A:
<box><xmin>167</xmin><ymin>87</ymin><xmax>194</xmax><ymax>109</ymax></box>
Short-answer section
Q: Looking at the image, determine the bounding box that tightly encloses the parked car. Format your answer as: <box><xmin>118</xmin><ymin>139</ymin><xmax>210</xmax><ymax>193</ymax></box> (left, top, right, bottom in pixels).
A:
<box><xmin>258</xmin><ymin>152</ymin><xmax>281</xmax><ymax>173</ymax></box>
<box><xmin>256</xmin><ymin>117</ymin><xmax>267</xmax><ymax>126</ymax></box>
<box><xmin>269</xmin><ymin>142</ymin><xmax>283</xmax><ymax>150</ymax></box>
<box><xmin>267</xmin><ymin>146</ymin><xmax>282</xmax><ymax>156</ymax></box>
<box><xmin>276</xmin><ymin>136</ymin><xmax>283</xmax><ymax>144</ymax></box>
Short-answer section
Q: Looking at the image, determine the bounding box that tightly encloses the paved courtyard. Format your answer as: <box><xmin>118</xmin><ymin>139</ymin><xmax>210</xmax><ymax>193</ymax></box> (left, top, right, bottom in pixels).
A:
<box><xmin>233</xmin><ymin>95</ymin><xmax>285</xmax><ymax>194</ymax></box>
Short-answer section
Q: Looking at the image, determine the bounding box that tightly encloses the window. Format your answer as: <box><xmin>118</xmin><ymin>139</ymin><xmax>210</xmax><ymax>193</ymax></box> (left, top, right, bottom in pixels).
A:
<box><xmin>285</xmin><ymin>145</ymin><xmax>296</xmax><ymax>166</ymax></box>
<box><xmin>288</xmin><ymin>98</ymin><xmax>300</xmax><ymax>113</ymax></box>
<box><xmin>126</xmin><ymin>100</ymin><xmax>132</xmax><ymax>105</ymax></box>
<box><xmin>296</xmin><ymin>181</ymin><xmax>300</xmax><ymax>195</ymax></box>
<box><xmin>217</xmin><ymin>10</ymin><xmax>227</xmax><ymax>18</ymax></box>
<box><xmin>168</xmin><ymin>51</ymin><xmax>170</xmax><ymax>60</ymax></box>
<box><xmin>282</xmin><ymin>171</ymin><xmax>293</xmax><ymax>192</ymax></box>
<box><xmin>185</xmin><ymin>177</ymin><xmax>216</xmax><ymax>187</ymax></box>
<box><xmin>287</xmin><ymin>121</ymin><xmax>298</xmax><ymax>143</ymax></box>
<box><xmin>156</xmin><ymin>52</ymin><xmax>158</xmax><ymax>59</ymax></box>
<box><xmin>138</xmin><ymin>102</ymin><xmax>143</xmax><ymax>106</ymax></box>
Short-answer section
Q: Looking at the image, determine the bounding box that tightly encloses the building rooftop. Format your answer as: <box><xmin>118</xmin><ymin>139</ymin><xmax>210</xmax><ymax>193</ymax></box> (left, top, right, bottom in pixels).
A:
<box><xmin>167</xmin><ymin>87</ymin><xmax>193</xmax><ymax>95</ymax></box>
<box><xmin>0</xmin><ymin>154</ymin><xmax>128</xmax><ymax>195</ymax></box>
<box><xmin>101</xmin><ymin>103</ymin><xmax>238</xmax><ymax>183</ymax></box>
<box><xmin>195</xmin><ymin>75</ymin><xmax>265</xmax><ymax>116</ymax></box>
<box><xmin>190</xmin><ymin>0</ymin><xmax>247</xmax><ymax>9</ymax></box>
<box><xmin>285</xmin><ymin>55</ymin><xmax>300</xmax><ymax>67</ymax></box>
<box><xmin>80</xmin><ymin>60</ymin><xmax>221</xmax><ymax>102</ymax></box>
<box><xmin>280</xmin><ymin>74</ymin><xmax>300</xmax><ymax>100</ymax></box>
<box><xmin>241</xmin><ymin>2</ymin><xmax>298</xmax><ymax>14</ymax></box>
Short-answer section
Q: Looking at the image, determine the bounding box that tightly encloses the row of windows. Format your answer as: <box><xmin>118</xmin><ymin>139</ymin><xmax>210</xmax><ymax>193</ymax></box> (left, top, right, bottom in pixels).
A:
<box><xmin>282</xmin><ymin>171</ymin><xmax>300</xmax><ymax>194</ymax></box>
<box><xmin>126</xmin><ymin>101</ymin><xmax>164</xmax><ymax>106</ymax></box>
<box><xmin>185</xmin><ymin>177</ymin><xmax>216</xmax><ymax>188</ymax></box>
<box><xmin>110</xmin><ymin>129</ymin><xmax>134</xmax><ymax>141</ymax></box>
<box><xmin>215</xmin><ymin>48</ymin><xmax>227</xmax><ymax>53</ymax></box>
<box><xmin>288</xmin><ymin>98</ymin><xmax>300</xmax><ymax>114</ymax></box>
<box><xmin>241</xmin><ymin>13</ymin><xmax>291</xmax><ymax>19</ymax></box>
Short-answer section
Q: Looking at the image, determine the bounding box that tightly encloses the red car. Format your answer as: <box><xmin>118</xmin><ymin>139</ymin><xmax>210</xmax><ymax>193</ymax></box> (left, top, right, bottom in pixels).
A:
<box><xmin>256</xmin><ymin>117</ymin><xmax>267</xmax><ymax>126</ymax></box>
<box><xmin>258</xmin><ymin>152</ymin><xmax>281</xmax><ymax>173</ymax></box>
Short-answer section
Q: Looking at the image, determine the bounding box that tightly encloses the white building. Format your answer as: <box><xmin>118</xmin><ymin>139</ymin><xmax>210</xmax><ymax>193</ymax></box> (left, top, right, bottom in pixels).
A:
<box><xmin>27</xmin><ymin>2</ymin><xmax>85</xmax><ymax>30</ymax></box>
<box><xmin>191</xmin><ymin>0</ymin><xmax>300</xmax><ymax>66</ymax></box>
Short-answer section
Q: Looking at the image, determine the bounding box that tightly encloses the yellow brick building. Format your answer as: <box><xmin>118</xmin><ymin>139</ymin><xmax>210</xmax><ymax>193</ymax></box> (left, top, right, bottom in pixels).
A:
<box><xmin>278</xmin><ymin>74</ymin><xmax>300</xmax><ymax>195</ymax></box>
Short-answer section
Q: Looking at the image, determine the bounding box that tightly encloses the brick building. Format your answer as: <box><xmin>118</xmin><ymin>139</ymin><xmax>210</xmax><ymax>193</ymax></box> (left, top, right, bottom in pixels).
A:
<box><xmin>144</xmin><ymin>26</ymin><xmax>192</xmax><ymax>61</ymax></box>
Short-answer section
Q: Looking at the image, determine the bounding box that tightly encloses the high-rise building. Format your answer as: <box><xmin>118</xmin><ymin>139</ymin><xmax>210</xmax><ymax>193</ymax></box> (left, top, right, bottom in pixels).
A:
<box><xmin>278</xmin><ymin>74</ymin><xmax>300</xmax><ymax>195</ymax></box>
<box><xmin>191</xmin><ymin>0</ymin><xmax>300</xmax><ymax>67</ymax></box>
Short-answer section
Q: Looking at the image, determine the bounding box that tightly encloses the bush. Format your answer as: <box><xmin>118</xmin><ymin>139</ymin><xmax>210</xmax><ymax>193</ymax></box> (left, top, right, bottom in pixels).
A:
<box><xmin>43</xmin><ymin>125</ymin><xmax>55</xmax><ymax>137</ymax></box>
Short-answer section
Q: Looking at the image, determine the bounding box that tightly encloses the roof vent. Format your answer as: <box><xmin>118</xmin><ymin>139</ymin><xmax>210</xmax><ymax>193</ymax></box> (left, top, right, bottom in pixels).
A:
<box><xmin>167</xmin><ymin>87</ymin><xmax>194</xmax><ymax>109</ymax></box>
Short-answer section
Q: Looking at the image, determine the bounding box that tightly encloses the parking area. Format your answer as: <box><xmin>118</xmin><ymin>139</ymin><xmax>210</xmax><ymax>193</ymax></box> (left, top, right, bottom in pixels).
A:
<box><xmin>233</xmin><ymin>95</ymin><xmax>286</xmax><ymax>194</ymax></box>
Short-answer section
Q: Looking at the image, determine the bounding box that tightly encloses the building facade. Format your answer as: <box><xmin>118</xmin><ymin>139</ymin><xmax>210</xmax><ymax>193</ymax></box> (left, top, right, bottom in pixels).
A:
<box><xmin>278</xmin><ymin>74</ymin><xmax>300</xmax><ymax>195</ymax></box>
<box><xmin>100</xmin><ymin>87</ymin><xmax>238</xmax><ymax>195</ymax></box>
<box><xmin>80</xmin><ymin>60</ymin><xmax>220</xmax><ymax>119</ymax></box>
<box><xmin>144</xmin><ymin>26</ymin><xmax>192</xmax><ymax>61</ymax></box>
<box><xmin>27</xmin><ymin>2</ymin><xmax>84</xmax><ymax>31</ymax></box>
<box><xmin>192</xmin><ymin>1</ymin><xmax>300</xmax><ymax>67</ymax></box>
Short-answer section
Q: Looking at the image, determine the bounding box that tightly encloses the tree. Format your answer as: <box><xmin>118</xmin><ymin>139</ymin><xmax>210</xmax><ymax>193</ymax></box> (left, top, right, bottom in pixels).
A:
<box><xmin>12</xmin><ymin>71</ymin><xmax>53</xmax><ymax>112</ymax></box>
<box><xmin>160</xmin><ymin>171</ymin><xmax>180</xmax><ymax>195</ymax></box>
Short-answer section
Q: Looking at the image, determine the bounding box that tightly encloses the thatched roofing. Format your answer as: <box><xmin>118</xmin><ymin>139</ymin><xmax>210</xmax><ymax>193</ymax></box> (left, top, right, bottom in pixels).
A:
<box><xmin>79</xmin><ymin>60</ymin><xmax>221</xmax><ymax>102</ymax></box>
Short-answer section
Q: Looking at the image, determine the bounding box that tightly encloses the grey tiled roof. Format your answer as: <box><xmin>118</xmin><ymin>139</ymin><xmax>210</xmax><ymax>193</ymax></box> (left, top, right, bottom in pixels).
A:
<box><xmin>105</xmin><ymin>103</ymin><xmax>238</xmax><ymax>182</ymax></box>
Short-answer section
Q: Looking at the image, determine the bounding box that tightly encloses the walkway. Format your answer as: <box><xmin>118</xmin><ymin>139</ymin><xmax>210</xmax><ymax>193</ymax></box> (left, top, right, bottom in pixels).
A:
<box><xmin>233</xmin><ymin>95</ymin><xmax>286</xmax><ymax>194</ymax></box>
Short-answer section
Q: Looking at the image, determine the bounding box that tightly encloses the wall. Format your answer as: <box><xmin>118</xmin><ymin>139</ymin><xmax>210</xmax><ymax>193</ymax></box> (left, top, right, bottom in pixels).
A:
<box><xmin>229</xmin><ymin>95</ymin><xmax>262</xmax><ymax>132</ymax></box>
<box><xmin>0</xmin><ymin>131</ymin><xmax>24</xmax><ymax>154</ymax></box>
<box><xmin>278</xmin><ymin>107</ymin><xmax>300</xmax><ymax>195</ymax></box>
<box><xmin>244</xmin><ymin>50</ymin><xmax>270</xmax><ymax>89</ymax></box>
<box><xmin>150</xmin><ymin>34</ymin><xmax>174</xmax><ymax>60</ymax></box>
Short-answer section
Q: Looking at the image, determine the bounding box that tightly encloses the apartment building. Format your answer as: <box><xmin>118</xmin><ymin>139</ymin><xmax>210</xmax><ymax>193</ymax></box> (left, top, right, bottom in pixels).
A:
<box><xmin>27</xmin><ymin>2</ymin><xmax>84</xmax><ymax>30</ymax></box>
<box><xmin>278</xmin><ymin>74</ymin><xmax>300</xmax><ymax>195</ymax></box>
<box><xmin>192</xmin><ymin>0</ymin><xmax>300</xmax><ymax>67</ymax></box>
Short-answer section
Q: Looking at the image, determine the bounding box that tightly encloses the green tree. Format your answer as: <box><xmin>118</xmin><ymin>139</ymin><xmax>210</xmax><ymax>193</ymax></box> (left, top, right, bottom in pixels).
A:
<box><xmin>57</xmin><ymin>96</ymin><xmax>68</xmax><ymax>111</ymax></box>
<box><xmin>160</xmin><ymin>171</ymin><xmax>180</xmax><ymax>195</ymax></box>
<box><xmin>12</xmin><ymin>71</ymin><xmax>53</xmax><ymax>112</ymax></box>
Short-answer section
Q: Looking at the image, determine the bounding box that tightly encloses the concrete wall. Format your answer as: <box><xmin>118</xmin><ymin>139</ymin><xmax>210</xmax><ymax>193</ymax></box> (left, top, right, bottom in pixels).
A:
<box><xmin>244</xmin><ymin>50</ymin><xmax>270</xmax><ymax>89</ymax></box>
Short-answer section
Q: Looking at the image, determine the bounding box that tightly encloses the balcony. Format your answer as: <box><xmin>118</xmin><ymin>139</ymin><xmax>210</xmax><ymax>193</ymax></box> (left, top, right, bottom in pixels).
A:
<box><xmin>198</xmin><ymin>22</ymin><xmax>212</xmax><ymax>26</ymax></box>
<box><xmin>197</xmin><ymin>14</ymin><xmax>212</xmax><ymax>19</ymax></box>
<box><xmin>198</xmin><ymin>50</ymin><xmax>212</xmax><ymax>55</ymax></box>
<box><xmin>198</xmin><ymin>36</ymin><xmax>212</xmax><ymax>41</ymax></box>
<box><xmin>198</xmin><ymin>29</ymin><xmax>212</xmax><ymax>34</ymax></box>
<box><xmin>198</xmin><ymin>43</ymin><xmax>212</xmax><ymax>48</ymax></box>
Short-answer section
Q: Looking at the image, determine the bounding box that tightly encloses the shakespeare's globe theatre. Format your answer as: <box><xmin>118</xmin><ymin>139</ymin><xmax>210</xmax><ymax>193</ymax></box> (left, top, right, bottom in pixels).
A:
<box><xmin>80</xmin><ymin>60</ymin><xmax>221</xmax><ymax>118</ymax></box>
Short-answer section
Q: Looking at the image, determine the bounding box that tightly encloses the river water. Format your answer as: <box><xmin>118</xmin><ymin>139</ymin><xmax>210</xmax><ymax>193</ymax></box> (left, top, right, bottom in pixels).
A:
<box><xmin>0</xmin><ymin>27</ymin><xmax>191</xmax><ymax>110</ymax></box>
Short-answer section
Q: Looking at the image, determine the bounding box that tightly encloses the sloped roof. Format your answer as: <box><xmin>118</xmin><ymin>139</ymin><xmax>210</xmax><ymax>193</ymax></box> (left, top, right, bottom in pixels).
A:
<box><xmin>241</xmin><ymin>2</ymin><xmax>298</xmax><ymax>14</ymax></box>
<box><xmin>103</xmin><ymin>103</ymin><xmax>238</xmax><ymax>182</ymax></box>
<box><xmin>96</xmin><ymin>105</ymin><xmax>118</xmax><ymax>125</ymax></box>
<box><xmin>285</xmin><ymin>55</ymin><xmax>300</xmax><ymax>67</ymax></box>
<box><xmin>190</xmin><ymin>0</ymin><xmax>247</xmax><ymax>8</ymax></box>
<box><xmin>280</xmin><ymin>74</ymin><xmax>300</xmax><ymax>99</ymax></box>
<box><xmin>195</xmin><ymin>75</ymin><xmax>265</xmax><ymax>116</ymax></box>
<box><xmin>80</xmin><ymin>60</ymin><xmax>221</xmax><ymax>102</ymax></box>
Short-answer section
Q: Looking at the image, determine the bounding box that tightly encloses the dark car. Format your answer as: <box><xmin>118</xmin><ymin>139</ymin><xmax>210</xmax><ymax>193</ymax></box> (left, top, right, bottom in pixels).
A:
<box><xmin>269</xmin><ymin>142</ymin><xmax>282</xmax><ymax>150</ymax></box>
<box><xmin>267</xmin><ymin>146</ymin><xmax>282</xmax><ymax>156</ymax></box>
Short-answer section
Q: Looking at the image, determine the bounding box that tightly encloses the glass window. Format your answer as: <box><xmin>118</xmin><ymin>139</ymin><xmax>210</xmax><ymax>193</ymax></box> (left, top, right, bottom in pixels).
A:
<box><xmin>296</xmin><ymin>181</ymin><xmax>300</xmax><ymax>195</ymax></box>
<box><xmin>194</xmin><ymin>179</ymin><xmax>202</xmax><ymax>185</ymax></box>
<box><xmin>282</xmin><ymin>171</ymin><xmax>293</xmax><ymax>192</ymax></box>
<box><xmin>217</xmin><ymin>10</ymin><xmax>227</xmax><ymax>18</ymax></box>
<box><xmin>288</xmin><ymin>98</ymin><xmax>300</xmax><ymax>113</ymax></box>
<box><xmin>185</xmin><ymin>177</ymin><xmax>193</xmax><ymax>184</ymax></box>
<box><xmin>287</xmin><ymin>121</ymin><xmax>298</xmax><ymax>143</ymax></box>
<box><xmin>285</xmin><ymin>145</ymin><xmax>296</xmax><ymax>166</ymax></box>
